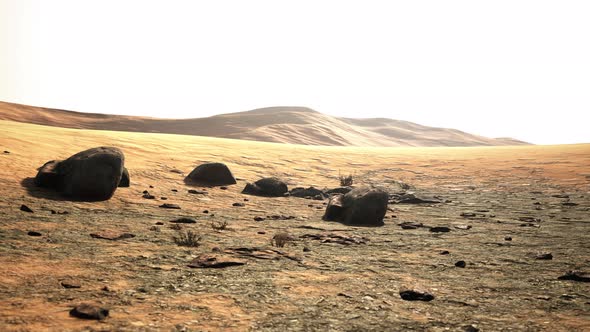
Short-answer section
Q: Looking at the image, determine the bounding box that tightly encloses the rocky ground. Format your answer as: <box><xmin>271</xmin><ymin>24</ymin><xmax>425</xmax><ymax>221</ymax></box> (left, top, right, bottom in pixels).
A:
<box><xmin>0</xmin><ymin>120</ymin><xmax>589</xmax><ymax>331</ymax></box>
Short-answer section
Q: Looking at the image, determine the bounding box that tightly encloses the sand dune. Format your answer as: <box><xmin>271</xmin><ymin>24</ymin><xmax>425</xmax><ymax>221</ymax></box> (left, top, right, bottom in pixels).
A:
<box><xmin>0</xmin><ymin>101</ymin><xmax>529</xmax><ymax>147</ymax></box>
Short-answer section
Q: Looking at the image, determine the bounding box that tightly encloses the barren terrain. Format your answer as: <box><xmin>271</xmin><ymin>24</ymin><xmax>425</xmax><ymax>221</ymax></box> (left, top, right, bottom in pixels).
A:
<box><xmin>0</xmin><ymin>120</ymin><xmax>588</xmax><ymax>331</ymax></box>
<box><xmin>0</xmin><ymin>101</ymin><xmax>528</xmax><ymax>147</ymax></box>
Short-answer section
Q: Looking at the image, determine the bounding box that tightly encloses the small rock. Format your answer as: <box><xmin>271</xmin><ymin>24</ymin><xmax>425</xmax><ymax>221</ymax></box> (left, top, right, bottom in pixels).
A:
<box><xmin>244</xmin><ymin>198</ymin><xmax>249</xmax><ymax>201</ymax></box>
<box><xmin>535</xmin><ymin>252</ymin><xmax>553</xmax><ymax>260</ymax></box>
<box><xmin>155</xmin><ymin>221</ymin><xmax>164</xmax><ymax>225</ymax></box>
<box><xmin>143</xmin><ymin>190</ymin><xmax>149</xmax><ymax>194</ymax></box>
<box><xmin>455</xmin><ymin>260</ymin><xmax>467</xmax><ymax>268</ymax></box>
<box><xmin>90</xmin><ymin>231</ymin><xmax>136</xmax><ymax>240</ymax></box>
<box><xmin>61</xmin><ymin>280</ymin><xmax>81</xmax><ymax>289</ymax></box>
<box><xmin>142</xmin><ymin>193</ymin><xmax>155</xmax><ymax>199</ymax></box>
<box><xmin>439</xmin><ymin>250</ymin><xmax>450</xmax><ymax>255</ymax></box>
<box><xmin>399</xmin><ymin>221</ymin><xmax>424</xmax><ymax>229</ymax></box>
<box><xmin>20</xmin><ymin>205</ymin><xmax>34</xmax><ymax>213</ymax></box>
<box><xmin>257</xmin><ymin>231</ymin><xmax>266</xmax><ymax>235</ymax></box>
<box><xmin>69</xmin><ymin>303</ymin><xmax>109</xmax><ymax>320</ymax></box>
<box><xmin>187</xmin><ymin>254</ymin><xmax>246</xmax><ymax>268</ymax></box>
<box><xmin>504</xmin><ymin>236</ymin><xmax>512</xmax><ymax>241</ymax></box>
<box><xmin>27</xmin><ymin>231</ymin><xmax>42</xmax><ymax>237</ymax></box>
<box><xmin>430</xmin><ymin>226</ymin><xmax>451</xmax><ymax>233</ymax></box>
<box><xmin>303</xmin><ymin>246</ymin><xmax>311</xmax><ymax>252</ymax></box>
<box><xmin>170</xmin><ymin>218</ymin><xmax>197</xmax><ymax>224</ymax></box>
<box><xmin>454</xmin><ymin>224</ymin><xmax>472</xmax><ymax>230</ymax></box>
<box><xmin>171</xmin><ymin>189</ymin><xmax>178</xmax><ymax>192</ymax></box>
<box><xmin>3</xmin><ymin>150</ymin><xmax>9</xmax><ymax>154</ymax></box>
<box><xmin>232</xmin><ymin>202</ymin><xmax>245</xmax><ymax>207</ymax></box>
<box><xmin>51</xmin><ymin>210</ymin><xmax>57</xmax><ymax>214</ymax></box>
<box><xmin>149</xmin><ymin>185</ymin><xmax>154</xmax><ymax>188</ymax></box>
<box><xmin>188</xmin><ymin>189</ymin><xmax>208</xmax><ymax>195</ymax></box>
<box><xmin>463</xmin><ymin>325</ymin><xmax>480</xmax><ymax>332</ymax></box>
<box><xmin>562</xmin><ymin>202</ymin><xmax>578</xmax><ymax>206</ymax></box>
<box><xmin>399</xmin><ymin>288</ymin><xmax>435</xmax><ymax>301</ymax></box>
<box><xmin>220</xmin><ymin>186</ymin><xmax>228</xmax><ymax>190</ymax></box>
<box><xmin>202</xmin><ymin>210</ymin><xmax>209</xmax><ymax>214</ymax></box>
<box><xmin>552</xmin><ymin>194</ymin><xmax>569</xmax><ymax>198</ymax></box>
<box><xmin>254</xmin><ymin>216</ymin><xmax>265</xmax><ymax>221</ymax></box>
<box><xmin>460</xmin><ymin>212</ymin><xmax>477</xmax><ymax>218</ymax></box>
<box><xmin>160</xmin><ymin>197</ymin><xmax>168</xmax><ymax>200</ymax></box>
<box><xmin>159</xmin><ymin>203</ymin><xmax>181</xmax><ymax>209</ymax></box>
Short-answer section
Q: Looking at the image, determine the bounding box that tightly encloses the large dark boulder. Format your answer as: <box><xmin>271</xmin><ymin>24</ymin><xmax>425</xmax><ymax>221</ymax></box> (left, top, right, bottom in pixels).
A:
<box><xmin>242</xmin><ymin>177</ymin><xmax>288</xmax><ymax>197</ymax></box>
<box><xmin>118</xmin><ymin>167</ymin><xmax>130</xmax><ymax>187</ymax></box>
<box><xmin>35</xmin><ymin>160</ymin><xmax>62</xmax><ymax>188</ymax></box>
<box><xmin>323</xmin><ymin>186</ymin><xmax>388</xmax><ymax>227</ymax></box>
<box><xmin>33</xmin><ymin>147</ymin><xmax>125</xmax><ymax>201</ymax></box>
<box><xmin>185</xmin><ymin>162</ymin><xmax>236</xmax><ymax>186</ymax></box>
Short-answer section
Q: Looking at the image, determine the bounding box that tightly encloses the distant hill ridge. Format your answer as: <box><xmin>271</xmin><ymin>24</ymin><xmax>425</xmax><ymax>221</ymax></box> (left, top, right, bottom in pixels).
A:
<box><xmin>0</xmin><ymin>101</ymin><xmax>529</xmax><ymax>147</ymax></box>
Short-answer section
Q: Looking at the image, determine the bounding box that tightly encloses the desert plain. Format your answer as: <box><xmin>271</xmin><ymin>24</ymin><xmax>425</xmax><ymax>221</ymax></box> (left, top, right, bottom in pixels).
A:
<box><xmin>0</xmin><ymin>119</ymin><xmax>589</xmax><ymax>331</ymax></box>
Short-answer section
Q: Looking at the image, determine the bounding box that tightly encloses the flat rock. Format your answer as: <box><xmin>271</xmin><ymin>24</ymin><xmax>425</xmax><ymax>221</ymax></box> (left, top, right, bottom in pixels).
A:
<box><xmin>534</xmin><ymin>252</ymin><xmax>553</xmax><ymax>260</ymax></box>
<box><xmin>399</xmin><ymin>287</ymin><xmax>435</xmax><ymax>301</ymax></box>
<box><xmin>430</xmin><ymin>226</ymin><xmax>451</xmax><ymax>233</ymax></box>
<box><xmin>61</xmin><ymin>280</ymin><xmax>81</xmax><ymax>289</ymax></box>
<box><xmin>159</xmin><ymin>203</ymin><xmax>181</xmax><ymax>209</ymax></box>
<box><xmin>391</xmin><ymin>193</ymin><xmax>440</xmax><ymax>204</ymax></box>
<box><xmin>558</xmin><ymin>270</ymin><xmax>590</xmax><ymax>282</ymax></box>
<box><xmin>290</xmin><ymin>187</ymin><xmax>326</xmax><ymax>199</ymax></box>
<box><xmin>90</xmin><ymin>231</ymin><xmax>136</xmax><ymax>240</ymax></box>
<box><xmin>170</xmin><ymin>217</ymin><xmax>197</xmax><ymax>224</ymax></box>
<box><xmin>27</xmin><ymin>231</ymin><xmax>42</xmax><ymax>236</ymax></box>
<box><xmin>399</xmin><ymin>221</ymin><xmax>425</xmax><ymax>229</ymax></box>
<box><xmin>69</xmin><ymin>303</ymin><xmax>109</xmax><ymax>320</ymax></box>
<box><xmin>187</xmin><ymin>254</ymin><xmax>246</xmax><ymax>268</ymax></box>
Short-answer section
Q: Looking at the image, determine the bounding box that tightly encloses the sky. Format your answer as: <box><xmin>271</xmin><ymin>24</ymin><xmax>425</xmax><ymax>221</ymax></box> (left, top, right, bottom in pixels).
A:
<box><xmin>1</xmin><ymin>0</ymin><xmax>589</xmax><ymax>145</ymax></box>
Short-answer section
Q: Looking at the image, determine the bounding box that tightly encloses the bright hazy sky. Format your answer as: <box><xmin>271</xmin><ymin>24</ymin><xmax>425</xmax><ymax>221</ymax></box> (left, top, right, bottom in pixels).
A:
<box><xmin>1</xmin><ymin>1</ymin><xmax>589</xmax><ymax>144</ymax></box>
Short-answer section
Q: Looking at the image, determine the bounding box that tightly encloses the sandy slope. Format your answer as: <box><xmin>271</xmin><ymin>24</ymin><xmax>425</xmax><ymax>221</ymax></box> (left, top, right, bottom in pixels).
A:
<box><xmin>0</xmin><ymin>101</ymin><xmax>529</xmax><ymax>147</ymax></box>
<box><xmin>0</xmin><ymin>120</ymin><xmax>588</xmax><ymax>331</ymax></box>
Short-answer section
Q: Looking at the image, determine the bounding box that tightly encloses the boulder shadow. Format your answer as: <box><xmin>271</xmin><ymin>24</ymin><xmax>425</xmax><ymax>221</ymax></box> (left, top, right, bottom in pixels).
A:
<box><xmin>21</xmin><ymin>177</ymin><xmax>70</xmax><ymax>201</ymax></box>
<box><xmin>20</xmin><ymin>177</ymin><xmax>107</xmax><ymax>202</ymax></box>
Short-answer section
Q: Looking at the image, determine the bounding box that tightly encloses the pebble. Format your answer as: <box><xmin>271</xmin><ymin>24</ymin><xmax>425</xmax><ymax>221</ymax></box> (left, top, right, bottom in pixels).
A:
<box><xmin>27</xmin><ymin>231</ymin><xmax>42</xmax><ymax>236</ymax></box>
<box><xmin>455</xmin><ymin>260</ymin><xmax>467</xmax><ymax>268</ymax></box>
<box><xmin>232</xmin><ymin>202</ymin><xmax>245</xmax><ymax>207</ymax></box>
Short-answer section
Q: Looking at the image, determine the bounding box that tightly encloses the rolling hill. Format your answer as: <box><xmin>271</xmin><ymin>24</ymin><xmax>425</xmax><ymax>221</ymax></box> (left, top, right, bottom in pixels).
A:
<box><xmin>0</xmin><ymin>101</ymin><xmax>529</xmax><ymax>147</ymax></box>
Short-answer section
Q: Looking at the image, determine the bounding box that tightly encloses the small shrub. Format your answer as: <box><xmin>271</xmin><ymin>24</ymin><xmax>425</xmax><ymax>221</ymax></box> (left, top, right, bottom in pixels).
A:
<box><xmin>339</xmin><ymin>173</ymin><xmax>354</xmax><ymax>186</ymax></box>
<box><xmin>173</xmin><ymin>230</ymin><xmax>201</xmax><ymax>247</ymax></box>
<box><xmin>211</xmin><ymin>220</ymin><xmax>229</xmax><ymax>231</ymax></box>
<box><xmin>271</xmin><ymin>232</ymin><xmax>294</xmax><ymax>248</ymax></box>
<box><xmin>169</xmin><ymin>223</ymin><xmax>183</xmax><ymax>231</ymax></box>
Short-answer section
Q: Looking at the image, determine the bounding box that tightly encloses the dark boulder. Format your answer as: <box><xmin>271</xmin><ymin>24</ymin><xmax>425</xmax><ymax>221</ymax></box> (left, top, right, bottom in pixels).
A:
<box><xmin>118</xmin><ymin>167</ymin><xmax>130</xmax><ymax>187</ymax></box>
<box><xmin>34</xmin><ymin>147</ymin><xmax>125</xmax><ymax>201</ymax></box>
<box><xmin>185</xmin><ymin>162</ymin><xmax>236</xmax><ymax>186</ymax></box>
<box><xmin>323</xmin><ymin>186</ymin><xmax>388</xmax><ymax>227</ymax></box>
<box><xmin>34</xmin><ymin>160</ymin><xmax>62</xmax><ymax>188</ymax></box>
<box><xmin>242</xmin><ymin>177</ymin><xmax>288</xmax><ymax>197</ymax></box>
